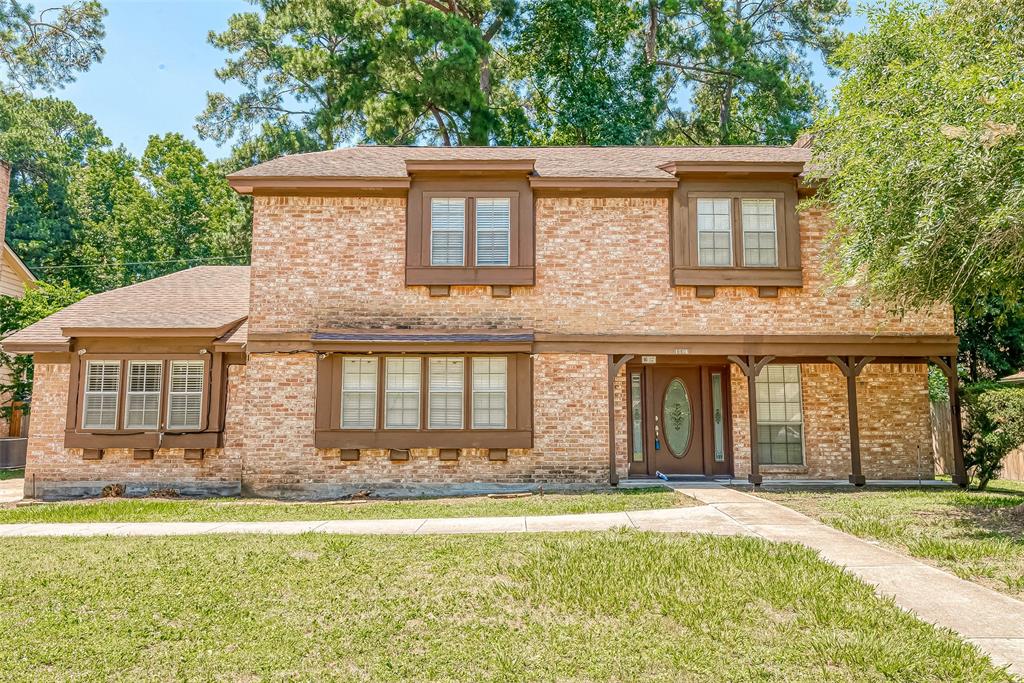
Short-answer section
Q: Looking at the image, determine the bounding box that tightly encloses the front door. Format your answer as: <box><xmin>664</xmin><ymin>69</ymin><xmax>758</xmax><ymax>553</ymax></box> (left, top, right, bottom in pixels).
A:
<box><xmin>649</xmin><ymin>367</ymin><xmax>704</xmax><ymax>475</ymax></box>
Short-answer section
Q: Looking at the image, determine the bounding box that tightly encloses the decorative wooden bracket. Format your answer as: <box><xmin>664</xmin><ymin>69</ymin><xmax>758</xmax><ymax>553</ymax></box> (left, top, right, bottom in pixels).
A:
<box><xmin>828</xmin><ymin>355</ymin><xmax>875</xmax><ymax>378</ymax></box>
<box><xmin>728</xmin><ymin>355</ymin><xmax>776</xmax><ymax>378</ymax></box>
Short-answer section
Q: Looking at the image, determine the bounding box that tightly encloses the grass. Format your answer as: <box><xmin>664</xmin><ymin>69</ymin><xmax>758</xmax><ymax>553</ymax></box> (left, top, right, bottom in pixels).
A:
<box><xmin>0</xmin><ymin>487</ymin><xmax>691</xmax><ymax>524</ymax></box>
<box><xmin>758</xmin><ymin>479</ymin><xmax>1024</xmax><ymax>597</ymax></box>
<box><xmin>0</xmin><ymin>468</ymin><xmax>23</xmax><ymax>481</ymax></box>
<box><xmin>0</xmin><ymin>531</ymin><xmax>1012</xmax><ymax>682</ymax></box>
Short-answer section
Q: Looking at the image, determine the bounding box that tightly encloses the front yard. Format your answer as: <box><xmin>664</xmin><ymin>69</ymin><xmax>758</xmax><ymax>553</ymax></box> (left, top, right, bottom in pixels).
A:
<box><xmin>0</xmin><ymin>531</ymin><xmax>1011</xmax><ymax>682</ymax></box>
<box><xmin>758</xmin><ymin>479</ymin><xmax>1024</xmax><ymax>597</ymax></box>
<box><xmin>0</xmin><ymin>487</ymin><xmax>688</xmax><ymax>524</ymax></box>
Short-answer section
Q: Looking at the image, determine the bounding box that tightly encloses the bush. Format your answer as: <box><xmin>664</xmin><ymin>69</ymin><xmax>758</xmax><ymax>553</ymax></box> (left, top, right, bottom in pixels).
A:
<box><xmin>962</xmin><ymin>383</ymin><xmax>1024</xmax><ymax>490</ymax></box>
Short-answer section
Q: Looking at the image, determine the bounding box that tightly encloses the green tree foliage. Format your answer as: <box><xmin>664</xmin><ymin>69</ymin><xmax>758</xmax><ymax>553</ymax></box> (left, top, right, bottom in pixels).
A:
<box><xmin>0</xmin><ymin>280</ymin><xmax>88</xmax><ymax>417</ymax></box>
<box><xmin>653</xmin><ymin>0</ymin><xmax>848</xmax><ymax>145</ymax></box>
<box><xmin>809</xmin><ymin>0</ymin><xmax>1024</xmax><ymax>311</ymax></box>
<box><xmin>957</xmin><ymin>294</ymin><xmax>1024</xmax><ymax>383</ymax></box>
<box><xmin>508</xmin><ymin>0</ymin><xmax>659</xmax><ymax>145</ymax></box>
<box><xmin>962</xmin><ymin>383</ymin><xmax>1024</xmax><ymax>490</ymax></box>
<box><xmin>0</xmin><ymin>90</ymin><xmax>108</xmax><ymax>267</ymax></box>
<box><xmin>0</xmin><ymin>0</ymin><xmax>106</xmax><ymax>90</ymax></box>
<box><xmin>198</xmin><ymin>0</ymin><xmax>514</xmax><ymax>151</ymax></box>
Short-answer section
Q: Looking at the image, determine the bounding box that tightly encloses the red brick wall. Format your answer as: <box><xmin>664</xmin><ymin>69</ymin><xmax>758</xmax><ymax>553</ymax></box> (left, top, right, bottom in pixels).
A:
<box><xmin>248</xmin><ymin>196</ymin><xmax>951</xmax><ymax>336</ymax></box>
<box><xmin>22</xmin><ymin>362</ymin><xmax>246</xmax><ymax>499</ymax></box>
<box><xmin>731</xmin><ymin>363</ymin><xmax>934</xmax><ymax>481</ymax></box>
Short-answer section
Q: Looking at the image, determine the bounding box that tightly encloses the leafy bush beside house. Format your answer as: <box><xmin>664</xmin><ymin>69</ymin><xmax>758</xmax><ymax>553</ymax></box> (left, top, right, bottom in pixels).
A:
<box><xmin>962</xmin><ymin>382</ymin><xmax>1024</xmax><ymax>490</ymax></box>
<box><xmin>0</xmin><ymin>281</ymin><xmax>87</xmax><ymax>419</ymax></box>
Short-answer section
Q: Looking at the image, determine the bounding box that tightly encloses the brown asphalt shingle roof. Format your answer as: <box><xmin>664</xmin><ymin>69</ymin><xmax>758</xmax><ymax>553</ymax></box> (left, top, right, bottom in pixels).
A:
<box><xmin>1</xmin><ymin>266</ymin><xmax>250</xmax><ymax>351</ymax></box>
<box><xmin>230</xmin><ymin>145</ymin><xmax>811</xmax><ymax>180</ymax></box>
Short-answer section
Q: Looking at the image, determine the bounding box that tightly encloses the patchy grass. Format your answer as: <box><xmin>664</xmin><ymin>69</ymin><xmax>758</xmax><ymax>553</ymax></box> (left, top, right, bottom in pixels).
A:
<box><xmin>0</xmin><ymin>468</ymin><xmax>23</xmax><ymax>481</ymax></box>
<box><xmin>0</xmin><ymin>487</ymin><xmax>693</xmax><ymax>524</ymax></box>
<box><xmin>758</xmin><ymin>480</ymin><xmax>1024</xmax><ymax>597</ymax></box>
<box><xmin>0</xmin><ymin>531</ymin><xmax>1011</xmax><ymax>682</ymax></box>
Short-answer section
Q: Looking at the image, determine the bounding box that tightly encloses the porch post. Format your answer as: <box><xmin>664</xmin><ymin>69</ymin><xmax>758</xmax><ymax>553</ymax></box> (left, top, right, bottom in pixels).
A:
<box><xmin>728</xmin><ymin>354</ymin><xmax>775</xmax><ymax>486</ymax></box>
<box><xmin>929</xmin><ymin>356</ymin><xmax>968</xmax><ymax>487</ymax></box>
<box><xmin>828</xmin><ymin>356</ymin><xmax>874</xmax><ymax>487</ymax></box>
<box><xmin>607</xmin><ymin>354</ymin><xmax>634</xmax><ymax>486</ymax></box>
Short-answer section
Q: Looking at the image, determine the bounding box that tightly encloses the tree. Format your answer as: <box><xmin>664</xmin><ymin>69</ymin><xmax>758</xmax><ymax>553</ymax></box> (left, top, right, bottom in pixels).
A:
<box><xmin>0</xmin><ymin>0</ymin><xmax>106</xmax><ymax>91</ymax></box>
<box><xmin>962</xmin><ymin>383</ymin><xmax>1024</xmax><ymax>490</ymax></box>
<box><xmin>198</xmin><ymin>0</ymin><xmax>515</xmax><ymax>150</ymax></box>
<box><xmin>652</xmin><ymin>0</ymin><xmax>848</xmax><ymax>144</ymax></box>
<box><xmin>0</xmin><ymin>90</ymin><xmax>108</xmax><ymax>269</ymax></box>
<box><xmin>508</xmin><ymin>0</ymin><xmax>660</xmax><ymax>145</ymax></box>
<box><xmin>0</xmin><ymin>280</ymin><xmax>88</xmax><ymax>419</ymax></box>
<box><xmin>808</xmin><ymin>0</ymin><xmax>1024</xmax><ymax>311</ymax></box>
<box><xmin>67</xmin><ymin>134</ymin><xmax>249</xmax><ymax>291</ymax></box>
<box><xmin>957</xmin><ymin>294</ymin><xmax>1024</xmax><ymax>383</ymax></box>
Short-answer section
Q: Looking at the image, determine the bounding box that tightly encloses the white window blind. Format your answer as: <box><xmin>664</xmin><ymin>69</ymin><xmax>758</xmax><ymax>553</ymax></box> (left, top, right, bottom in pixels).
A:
<box><xmin>475</xmin><ymin>198</ymin><xmax>511</xmax><ymax>266</ymax></box>
<box><xmin>385</xmin><ymin>357</ymin><xmax>421</xmax><ymax>429</ymax></box>
<box><xmin>341</xmin><ymin>357</ymin><xmax>378</xmax><ymax>429</ymax></box>
<box><xmin>167</xmin><ymin>360</ymin><xmax>204</xmax><ymax>430</ymax></box>
<box><xmin>430</xmin><ymin>198</ymin><xmax>465</xmax><ymax>266</ymax></box>
<box><xmin>124</xmin><ymin>361</ymin><xmax>162</xmax><ymax>429</ymax></box>
<box><xmin>82</xmin><ymin>360</ymin><xmax>121</xmax><ymax>429</ymax></box>
<box><xmin>428</xmin><ymin>357</ymin><xmax>464</xmax><ymax>429</ymax></box>
<box><xmin>742</xmin><ymin>198</ymin><xmax>778</xmax><ymax>267</ymax></box>
<box><xmin>755</xmin><ymin>364</ymin><xmax>804</xmax><ymax>465</ymax></box>
<box><xmin>472</xmin><ymin>357</ymin><xmax>507</xmax><ymax>429</ymax></box>
<box><xmin>697</xmin><ymin>198</ymin><xmax>732</xmax><ymax>266</ymax></box>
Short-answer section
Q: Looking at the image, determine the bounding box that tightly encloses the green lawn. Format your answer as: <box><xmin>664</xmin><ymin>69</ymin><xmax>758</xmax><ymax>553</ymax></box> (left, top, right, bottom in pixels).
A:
<box><xmin>0</xmin><ymin>531</ymin><xmax>1011</xmax><ymax>682</ymax></box>
<box><xmin>758</xmin><ymin>479</ymin><xmax>1024</xmax><ymax>597</ymax></box>
<box><xmin>0</xmin><ymin>487</ymin><xmax>690</xmax><ymax>524</ymax></box>
<box><xmin>0</xmin><ymin>468</ymin><xmax>23</xmax><ymax>481</ymax></box>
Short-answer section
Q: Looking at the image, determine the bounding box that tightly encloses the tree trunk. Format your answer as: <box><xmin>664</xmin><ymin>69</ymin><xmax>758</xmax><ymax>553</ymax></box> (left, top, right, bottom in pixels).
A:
<box><xmin>646</xmin><ymin>0</ymin><xmax>658</xmax><ymax>62</ymax></box>
<box><xmin>719</xmin><ymin>80</ymin><xmax>733</xmax><ymax>143</ymax></box>
<box><xmin>430</xmin><ymin>106</ymin><xmax>452</xmax><ymax>146</ymax></box>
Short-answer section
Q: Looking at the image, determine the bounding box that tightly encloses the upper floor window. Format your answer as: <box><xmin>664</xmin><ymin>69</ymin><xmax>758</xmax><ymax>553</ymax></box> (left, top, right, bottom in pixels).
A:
<box><xmin>406</xmin><ymin>178</ymin><xmax>535</xmax><ymax>291</ymax></box>
<box><xmin>742</xmin><ymin>199</ymin><xmax>778</xmax><ymax>267</ymax></box>
<box><xmin>697</xmin><ymin>198</ymin><xmax>733</xmax><ymax>266</ymax></box>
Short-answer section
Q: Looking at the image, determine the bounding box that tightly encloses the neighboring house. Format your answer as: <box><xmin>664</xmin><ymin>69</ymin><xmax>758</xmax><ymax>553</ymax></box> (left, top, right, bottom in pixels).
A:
<box><xmin>1</xmin><ymin>146</ymin><xmax>967</xmax><ymax>499</ymax></box>
<box><xmin>0</xmin><ymin>160</ymin><xmax>38</xmax><ymax>439</ymax></box>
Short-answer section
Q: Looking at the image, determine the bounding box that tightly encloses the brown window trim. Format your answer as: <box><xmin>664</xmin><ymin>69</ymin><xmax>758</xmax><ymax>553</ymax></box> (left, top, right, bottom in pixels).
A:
<box><xmin>406</xmin><ymin>177</ymin><xmax>535</xmax><ymax>289</ymax></box>
<box><xmin>64</xmin><ymin>351</ymin><xmax>228</xmax><ymax>450</ymax></box>
<box><xmin>672</xmin><ymin>180</ymin><xmax>802</xmax><ymax>289</ymax></box>
<box><xmin>315</xmin><ymin>352</ymin><xmax>533</xmax><ymax>449</ymax></box>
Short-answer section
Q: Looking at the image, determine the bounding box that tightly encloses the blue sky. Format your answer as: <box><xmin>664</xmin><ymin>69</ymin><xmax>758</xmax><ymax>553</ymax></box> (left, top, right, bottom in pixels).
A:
<box><xmin>48</xmin><ymin>0</ymin><xmax>868</xmax><ymax>161</ymax></box>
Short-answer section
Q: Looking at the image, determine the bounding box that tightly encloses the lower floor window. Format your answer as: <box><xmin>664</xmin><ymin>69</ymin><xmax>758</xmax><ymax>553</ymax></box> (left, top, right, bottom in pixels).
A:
<box><xmin>755</xmin><ymin>364</ymin><xmax>804</xmax><ymax>465</ymax></box>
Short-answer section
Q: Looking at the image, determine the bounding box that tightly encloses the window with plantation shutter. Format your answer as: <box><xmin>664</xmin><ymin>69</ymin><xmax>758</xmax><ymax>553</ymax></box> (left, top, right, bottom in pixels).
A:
<box><xmin>472</xmin><ymin>357</ymin><xmax>507</xmax><ymax>429</ymax></box>
<box><xmin>430</xmin><ymin>198</ymin><xmax>465</xmax><ymax>266</ymax></box>
<box><xmin>341</xmin><ymin>357</ymin><xmax>378</xmax><ymax>429</ymax></box>
<box><xmin>385</xmin><ymin>357</ymin><xmax>421</xmax><ymax>429</ymax></box>
<box><xmin>475</xmin><ymin>198</ymin><xmax>510</xmax><ymax>266</ymax></box>
<box><xmin>82</xmin><ymin>360</ymin><xmax>121</xmax><ymax>429</ymax></box>
<box><xmin>167</xmin><ymin>360</ymin><xmax>204</xmax><ymax>430</ymax></box>
<box><xmin>124</xmin><ymin>361</ymin><xmax>162</xmax><ymax>429</ymax></box>
<box><xmin>742</xmin><ymin>198</ymin><xmax>778</xmax><ymax>267</ymax></box>
<box><xmin>755</xmin><ymin>365</ymin><xmax>804</xmax><ymax>465</ymax></box>
<box><xmin>697</xmin><ymin>198</ymin><xmax>732</xmax><ymax>266</ymax></box>
<box><xmin>428</xmin><ymin>357</ymin><xmax>464</xmax><ymax>429</ymax></box>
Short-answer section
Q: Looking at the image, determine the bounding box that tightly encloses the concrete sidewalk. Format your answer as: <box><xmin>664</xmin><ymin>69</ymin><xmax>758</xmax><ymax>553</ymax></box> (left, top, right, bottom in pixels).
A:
<box><xmin>2</xmin><ymin>483</ymin><xmax>1022</xmax><ymax>676</ymax></box>
<box><xmin>0</xmin><ymin>476</ymin><xmax>23</xmax><ymax>504</ymax></box>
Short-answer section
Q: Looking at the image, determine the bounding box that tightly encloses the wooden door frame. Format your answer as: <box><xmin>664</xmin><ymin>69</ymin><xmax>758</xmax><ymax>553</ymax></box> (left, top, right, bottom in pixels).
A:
<box><xmin>625</xmin><ymin>360</ymin><xmax>734</xmax><ymax>478</ymax></box>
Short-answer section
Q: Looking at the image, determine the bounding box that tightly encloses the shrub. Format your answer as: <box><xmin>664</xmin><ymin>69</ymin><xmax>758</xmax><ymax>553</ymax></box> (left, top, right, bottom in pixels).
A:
<box><xmin>961</xmin><ymin>383</ymin><xmax>1024</xmax><ymax>490</ymax></box>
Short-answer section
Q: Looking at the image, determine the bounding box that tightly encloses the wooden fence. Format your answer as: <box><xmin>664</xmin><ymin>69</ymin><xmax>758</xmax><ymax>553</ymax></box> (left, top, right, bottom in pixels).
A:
<box><xmin>931</xmin><ymin>398</ymin><xmax>1024</xmax><ymax>482</ymax></box>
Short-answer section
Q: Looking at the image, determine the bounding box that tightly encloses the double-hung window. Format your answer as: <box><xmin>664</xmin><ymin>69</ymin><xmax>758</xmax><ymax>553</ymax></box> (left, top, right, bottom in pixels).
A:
<box><xmin>742</xmin><ymin>199</ymin><xmax>778</xmax><ymax>267</ymax></box>
<box><xmin>696</xmin><ymin>198</ymin><xmax>733</xmax><ymax>266</ymax></box>
<box><xmin>475</xmin><ymin>198</ymin><xmax>510</xmax><ymax>266</ymax></box>
<box><xmin>167</xmin><ymin>360</ymin><xmax>205</xmax><ymax>430</ymax></box>
<box><xmin>82</xmin><ymin>360</ymin><xmax>121</xmax><ymax>429</ymax></box>
<box><xmin>341</xmin><ymin>357</ymin><xmax>378</xmax><ymax>429</ymax></box>
<box><xmin>385</xmin><ymin>357</ymin><xmax>421</xmax><ymax>429</ymax></box>
<box><xmin>430</xmin><ymin>198</ymin><xmax>466</xmax><ymax>266</ymax></box>
<box><xmin>755</xmin><ymin>365</ymin><xmax>804</xmax><ymax>465</ymax></box>
<box><xmin>124</xmin><ymin>361</ymin><xmax>162</xmax><ymax>429</ymax></box>
<box><xmin>428</xmin><ymin>357</ymin><xmax>465</xmax><ymax>429</ymax></box>
<box><xmin>472</xmin><ymin>357</ymin><xmax>507</xmax><ymax>429</ymax></box>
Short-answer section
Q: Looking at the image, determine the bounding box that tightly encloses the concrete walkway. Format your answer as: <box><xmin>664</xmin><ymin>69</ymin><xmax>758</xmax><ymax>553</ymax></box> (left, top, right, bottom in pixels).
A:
<box><xmin>2</xmin><ymin>483</ymin><xmax>1022</xmax><ymax>676</ymax></box>
<box><xmin>0</xmin><ymin>475</ymin><xmax>23</xmax><ymax>504</ymax></box>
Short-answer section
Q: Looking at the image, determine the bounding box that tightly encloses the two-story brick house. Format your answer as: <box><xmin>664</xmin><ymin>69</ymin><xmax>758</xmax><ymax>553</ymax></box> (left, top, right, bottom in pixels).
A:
<box><xmin>1</xmin><ymin>145</ymin><xmax>967</xmax><ymax>499</ymax></box>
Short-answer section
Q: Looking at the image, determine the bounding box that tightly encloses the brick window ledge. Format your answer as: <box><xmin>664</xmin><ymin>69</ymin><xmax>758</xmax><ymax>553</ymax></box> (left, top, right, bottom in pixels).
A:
<box><xmin>758</xmin><ymin>464</ymin><xmax>809</xmax><ymax>475</ymax></box>
<box><xmin>406</xmin><ymin>266</ymin><xmax>535</xmax><ymax>287</ymax></box>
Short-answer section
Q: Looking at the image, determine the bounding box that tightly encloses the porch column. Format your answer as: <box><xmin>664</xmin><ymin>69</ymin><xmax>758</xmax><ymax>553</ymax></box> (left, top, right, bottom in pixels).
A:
<box><xmin>728</xmin><ymin>355</ymin><xmax>775</xmax><ymax>486</ymax></box>
<box><xmin>828</xmin><ymin>356</ymin><xmax>874</xmax><ymax>487</ymax></box>
<box><xmin>930</xmin><ymin>356</ymin><xmax>969</xmax><ymax>487</ymax></box>
<box><xmin>607</xmin><ymin>354</ymin><xmax>634</xmax><ymax>486</ymax></box>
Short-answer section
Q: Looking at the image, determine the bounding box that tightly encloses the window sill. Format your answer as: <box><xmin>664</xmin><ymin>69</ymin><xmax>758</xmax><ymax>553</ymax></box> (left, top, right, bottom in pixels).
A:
<box><xmin>314</xmin><ymin>429</ymin><xmax>533</xmax><ymax>450</ymax></box>
<box><xmin>64</xmin><ymin>431</ymin><xmax>221</xmax><ymax>450</ymax></box>
<box><xmin>758</xmin><ymin>464</ymin><xmax>808</xmax><ymax>475</ymax></box>
<box><xmin>406</xmin><ymin>266</ymin><xmax>535</xmax><ymax>287</ymax></box>
<box><xmin>672</xmin><ymin>266</ymin><xmax>802</xmax><ymax>288</ymax></box>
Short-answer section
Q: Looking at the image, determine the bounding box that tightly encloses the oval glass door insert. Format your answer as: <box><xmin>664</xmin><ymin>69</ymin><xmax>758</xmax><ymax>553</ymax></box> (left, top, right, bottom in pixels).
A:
<box><xmin>663</xmin><ymin>378</ymin><xmax>692</xmax><ymax>457</ymax></box>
